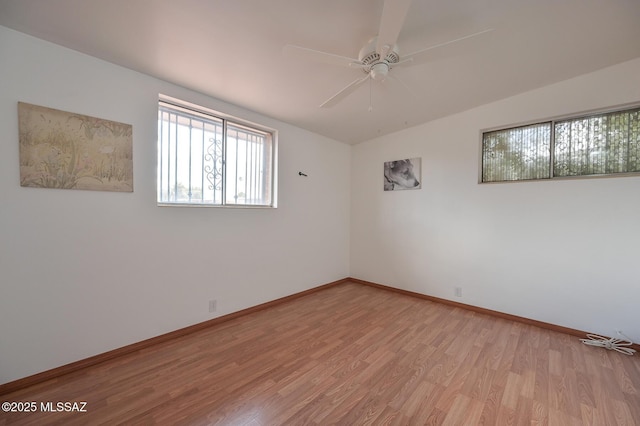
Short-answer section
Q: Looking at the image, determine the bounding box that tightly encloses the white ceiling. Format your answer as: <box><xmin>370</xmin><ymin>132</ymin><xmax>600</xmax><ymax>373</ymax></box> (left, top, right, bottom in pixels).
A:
<box><xmin>1</xmin><ymin>0</ymin><xmax>639</xmax><ymax>144</ymax></box>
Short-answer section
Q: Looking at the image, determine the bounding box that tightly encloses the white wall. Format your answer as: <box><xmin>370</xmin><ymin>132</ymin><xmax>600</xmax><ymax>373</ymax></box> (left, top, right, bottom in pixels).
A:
<box><xmin>351</xmin><ymin>58</ymin><xmax>640</xmax><ymax>344</ymax></box>
<box><xmin>0</xmin><ymin>26</ymin><xmax>350</xmax><ymax>385</ymax></box>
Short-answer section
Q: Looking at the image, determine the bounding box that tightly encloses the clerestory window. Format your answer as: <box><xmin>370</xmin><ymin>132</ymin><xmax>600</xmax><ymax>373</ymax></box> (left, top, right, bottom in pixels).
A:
<box><xmin>481</xmin><ymin>106</ymin><xmax>640</xmax><ymax>183</ymax></box>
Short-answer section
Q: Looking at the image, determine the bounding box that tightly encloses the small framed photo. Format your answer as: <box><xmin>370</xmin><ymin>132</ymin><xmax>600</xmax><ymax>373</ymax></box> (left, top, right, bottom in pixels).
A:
<box><xmin>383</xmin><ymin>157</ymin><xmax>421</xmax><ymax>191</ymax></box>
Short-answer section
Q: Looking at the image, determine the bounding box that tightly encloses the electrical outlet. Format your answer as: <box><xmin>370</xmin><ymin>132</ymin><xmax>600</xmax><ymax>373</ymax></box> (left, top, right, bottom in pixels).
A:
<box><xmin>455</xmin><ymin>287</ymin><xmax>462</xmax><ymax>297</ymax></box>
<box><xmin>209</xmin><ymin>299</ymin><xmax>217</xmax><ymax>313</ymax></box>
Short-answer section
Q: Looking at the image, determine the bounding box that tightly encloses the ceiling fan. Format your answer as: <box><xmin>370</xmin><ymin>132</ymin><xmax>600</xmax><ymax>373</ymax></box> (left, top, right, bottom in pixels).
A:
<box><xmin>283</xmin><ymin>0</ymin><xmax>493</xmax><ymax>109</ymax></box>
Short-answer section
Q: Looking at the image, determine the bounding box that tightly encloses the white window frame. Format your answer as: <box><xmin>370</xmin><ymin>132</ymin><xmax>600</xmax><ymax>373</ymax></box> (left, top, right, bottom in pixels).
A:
<box><xmin>480</xmin><ymin>103</ymin><xmax>640</xmax><ymax>183</ymax></box>
<box><xmin>157</xmin><ymin>96</ymin><xmax>277</xmax><ymax>207</ymax></box>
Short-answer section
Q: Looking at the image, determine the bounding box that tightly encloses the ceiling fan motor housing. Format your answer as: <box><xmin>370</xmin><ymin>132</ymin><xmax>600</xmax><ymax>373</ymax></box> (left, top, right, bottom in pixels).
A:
<box><xmin>358</xmin><ymin>36</ymin><xmax>400</xmax><ymax>80</ymax></box>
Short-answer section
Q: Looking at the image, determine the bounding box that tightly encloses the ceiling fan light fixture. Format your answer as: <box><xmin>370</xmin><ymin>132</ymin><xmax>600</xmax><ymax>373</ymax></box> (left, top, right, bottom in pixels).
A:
<box><xmin>370</xmin><ymin>62</ymin><xmax>389</xmax><ymax>81</ymax></box>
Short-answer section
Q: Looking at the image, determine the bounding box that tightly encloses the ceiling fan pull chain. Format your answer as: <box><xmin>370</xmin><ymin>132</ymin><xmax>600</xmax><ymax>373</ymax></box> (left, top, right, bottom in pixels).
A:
<box><xmin>368</xmin><ymin>77</ymin><xmax>373</xmax><ymax>112</ymax></box>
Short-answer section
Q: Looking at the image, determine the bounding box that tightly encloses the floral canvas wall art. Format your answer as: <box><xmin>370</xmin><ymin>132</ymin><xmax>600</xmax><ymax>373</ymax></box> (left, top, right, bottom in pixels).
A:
<box><xmin>18</xmin><ymin>102</ymin><xmax>133</xmax><ymax>192</ymax></box>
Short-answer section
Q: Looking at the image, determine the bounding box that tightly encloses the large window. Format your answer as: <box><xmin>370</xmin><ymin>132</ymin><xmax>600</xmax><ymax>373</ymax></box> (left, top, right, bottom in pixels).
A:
<box><xmin>481</xmin><ymin>106</ymin><xmax>640</xmax><ymax>183</ymax></box>
<box><xmin>157</xmin><ymin>99</ymin><xmax>275</xmax><ymax>206</ymax></box>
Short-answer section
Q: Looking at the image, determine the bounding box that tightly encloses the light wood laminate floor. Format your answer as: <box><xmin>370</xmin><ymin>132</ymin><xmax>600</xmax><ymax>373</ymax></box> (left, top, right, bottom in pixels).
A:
<box><xmin>1</xmin><ymin>282</ymin><xmax>639</xmax><ymax>425</ymax></box>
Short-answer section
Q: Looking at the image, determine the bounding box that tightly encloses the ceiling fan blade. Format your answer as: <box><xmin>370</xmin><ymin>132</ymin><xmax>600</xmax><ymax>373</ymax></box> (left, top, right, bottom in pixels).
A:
<box><xmin>376</xmin><ymin>0</ymin><xmax>413</xmax><ymax>58</ymax></box>
<box><xmin>320</xmin><ymin>75</ymin><xmax>370</xmax><ymax>108</ymax></box>
<box><xmin>283</xmin><ymin>44</ymin><xmax>362</xmax><ymax>68</ymax></box>
<box><xmin>397</xmin><ymin>28</ymin><xmax>495</xmax><ymax>67</ymax></box>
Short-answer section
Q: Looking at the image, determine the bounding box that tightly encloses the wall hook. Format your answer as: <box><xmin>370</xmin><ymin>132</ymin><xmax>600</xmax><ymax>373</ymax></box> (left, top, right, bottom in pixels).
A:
<box><xmin>298</xmin><ymin>172</ymin><xmax>308</xmax><ymax>177</ymax></box>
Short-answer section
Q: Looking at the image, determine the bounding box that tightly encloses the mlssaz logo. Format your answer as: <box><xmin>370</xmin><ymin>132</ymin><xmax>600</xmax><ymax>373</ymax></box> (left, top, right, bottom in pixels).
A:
<box><xmin>40</xmin><ymin>401</ymin><xmax>88</xmax><ymax>412</ymax></box>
